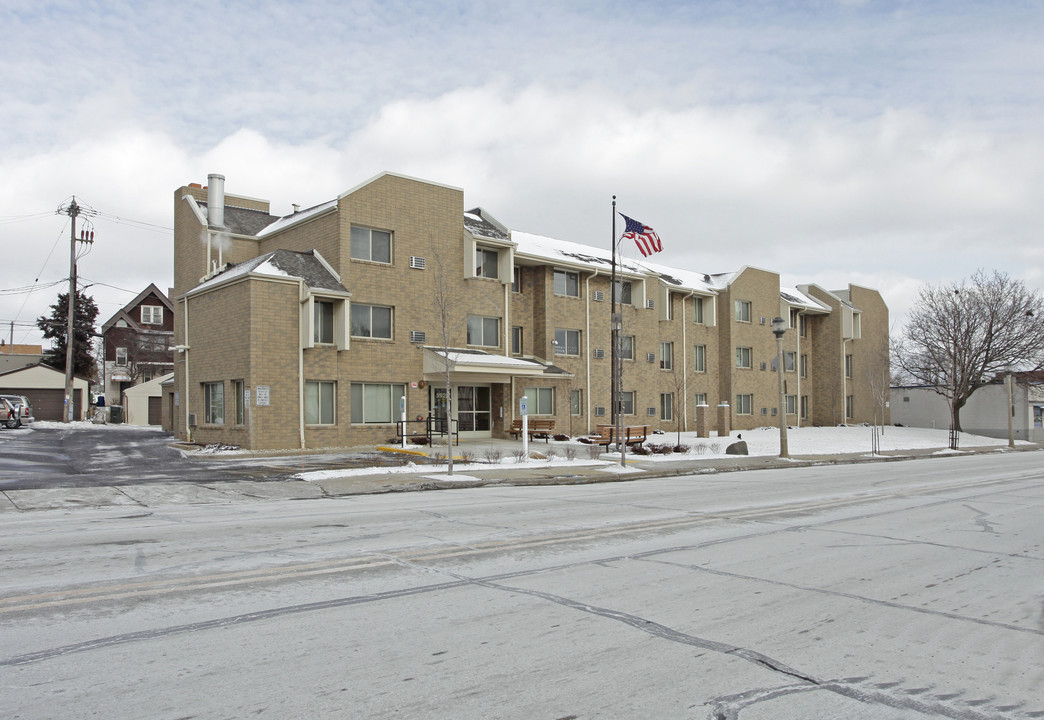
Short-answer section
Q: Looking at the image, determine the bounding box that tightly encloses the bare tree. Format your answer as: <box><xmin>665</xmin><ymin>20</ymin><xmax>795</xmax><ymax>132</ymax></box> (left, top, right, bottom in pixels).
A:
<box><xmin>865</xmin><ymin>339</ymin><xmax>891</xmax><ymax>435</ymax></box>
<box><xmin>893</xmin><ymin>270</ymin><xmax>1044</xmax><ymax>435</ymax></box>
<box><xmin>429</xmin><ymin>240</ymin><xmax>455</xmax><ymax>475</ymax></box>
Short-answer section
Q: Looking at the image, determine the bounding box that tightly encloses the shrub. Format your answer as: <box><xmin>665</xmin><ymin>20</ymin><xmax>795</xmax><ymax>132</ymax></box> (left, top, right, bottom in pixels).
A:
<box><xmin>483</xmin><ymin>447</ymin><xmax>503</xmax><ymax>464</ymax></box>
<box><xmin>512</xmin><ymin>448</ymin><xmax>528</xmax><ymax>463</ymax></box>
<box><xmin>673</xmin><ymin>444</ymin><xmax>689</xmax><ymax>453</ymax></box>
<box><xmin>564</xmin><ymin>446</ymin><xmax>577</xmax><ymax>461</ymax></box>
<box><xmin>545</xmin><ymin>448</ymin><xmax>557</xmax><ymax>462</ymax></box>
<box><xmin>431</xmin><ymin>452</ymin><xmax>446</xmax><ymax>465</ymax></box>
<box><xmin>553</xmin><ymin>433</ymin><xmax>570</xmax><ymax>441</ymax></box>
<box><xmin>587</xmin><ymin>445</ymin><xmax>602</xmax><ymax>460</ymax></box>
<box><xmin>410</xmin><ymin>436</ymin><xmax>429</xmax><ymax>446</ymax></box>
<box><xmin>630</xmin><ymin>446</ymin><xmax>651</xmax><ymax>455</ymax></box>
<box><xmin>460</xmin><ymin>450</ymin><xmax>475</xmax><ymax>464</ymax></box>
<box><xmin>578</xmin><ymin>437</ymin><xmax>593</xmax><ymax>444</ymax></box>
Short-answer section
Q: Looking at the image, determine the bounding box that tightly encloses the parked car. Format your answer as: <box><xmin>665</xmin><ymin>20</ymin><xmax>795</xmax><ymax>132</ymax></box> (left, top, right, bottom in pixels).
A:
<box><xmin>0</xmin><ymin>394</ymin><xmax>34</xmax><ymax>428</ymax></box>
<box><xmin>1</xmin><ymin>397</ymin><xmax>13</xmax><ymax>428</ymax></box>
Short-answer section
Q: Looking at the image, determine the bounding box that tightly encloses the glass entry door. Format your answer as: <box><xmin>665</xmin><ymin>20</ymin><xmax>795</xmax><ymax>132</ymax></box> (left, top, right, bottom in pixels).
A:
<box><xmin>456</xmin><ymin>385</ymin><xmax>491</xmax><ymax>433</ymax></box>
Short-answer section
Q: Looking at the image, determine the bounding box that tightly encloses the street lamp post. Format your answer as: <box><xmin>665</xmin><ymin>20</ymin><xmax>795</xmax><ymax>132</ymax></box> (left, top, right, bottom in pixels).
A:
<box><xmin>771</xmin><ymin>316</ymin><xmax>789</xmax><ymax>459</ymax></box>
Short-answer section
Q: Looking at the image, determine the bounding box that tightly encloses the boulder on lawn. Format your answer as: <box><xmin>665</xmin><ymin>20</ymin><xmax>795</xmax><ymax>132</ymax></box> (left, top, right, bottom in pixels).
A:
<box><xmin>725</xmin><ymin>440</ymin><xmax>748</xmax><ymax>455</ymax></box>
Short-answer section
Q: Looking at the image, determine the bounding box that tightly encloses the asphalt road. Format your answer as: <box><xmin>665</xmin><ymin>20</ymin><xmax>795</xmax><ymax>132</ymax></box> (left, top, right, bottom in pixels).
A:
<box><xmin>2</xmin><ymin>452</ymin><xmax>1041</xmax><ymax>719</ymax></box>
<box><xmin>0</xmin><ymin>426</ymin><xmax>409</xmax><ymax>490</ymax></box>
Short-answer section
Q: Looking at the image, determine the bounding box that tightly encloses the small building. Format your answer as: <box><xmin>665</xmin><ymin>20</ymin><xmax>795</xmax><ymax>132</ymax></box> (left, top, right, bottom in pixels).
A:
<box><xmin>99</xmin><ymin>284</ymin><xmax>175</xmax><ymax>404</ymax></box>
<box><xmin>0</xmin><ymin>342</ymin><xmax>45</xmax><ymax>373</ymax></box>
<box><xmin>891</xmin><ymin>372</ymin><xmax>1044</xmax><ymax>443</ymax></box>
<box><xmin>122</xmin><ymin>372</ymin><xmax>173</xmax><ymax>426</ymax></box>
<box><xmin>0</xmin><ymin>362</ymin><xmax>90</xmax><ymax>421</ymax></box>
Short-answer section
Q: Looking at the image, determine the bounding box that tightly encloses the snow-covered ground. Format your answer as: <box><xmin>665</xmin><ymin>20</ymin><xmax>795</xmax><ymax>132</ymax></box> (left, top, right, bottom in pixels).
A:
<box><xmin>294</xmin><ymin>425</ymin><xmax>1030</xmax><ymax>483</ymax></box>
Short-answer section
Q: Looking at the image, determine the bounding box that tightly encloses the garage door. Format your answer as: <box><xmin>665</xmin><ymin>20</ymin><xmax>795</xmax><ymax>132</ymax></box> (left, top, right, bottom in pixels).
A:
<box><xmin>0</xmin><ymin>388</ymin><xmax>82</xmax><ymax>422</ymax></box>
<box><xmin>147</xmin><ymin>396</ymin><xmax>162</xmax><ymax>425</ymax></box>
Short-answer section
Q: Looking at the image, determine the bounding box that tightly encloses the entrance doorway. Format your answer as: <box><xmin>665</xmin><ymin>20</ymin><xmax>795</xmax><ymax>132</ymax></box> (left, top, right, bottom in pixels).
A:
<box><xmin>429</xmin><ymin>384</ymin><xmax>492</xmax><ymax>438</ymax></box>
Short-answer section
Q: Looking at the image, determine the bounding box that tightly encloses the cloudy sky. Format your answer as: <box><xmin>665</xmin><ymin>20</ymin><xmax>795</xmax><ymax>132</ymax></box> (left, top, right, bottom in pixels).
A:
<box><xmin>2</xmin><ymin>0</ymin><xmax>1043</xmax><ymax>348</ymax></box>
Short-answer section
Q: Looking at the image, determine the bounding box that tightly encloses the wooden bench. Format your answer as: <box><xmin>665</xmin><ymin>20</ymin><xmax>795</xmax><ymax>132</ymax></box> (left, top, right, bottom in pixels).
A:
<box><xmin>593</xmin><ymin>424</ymin><xmax>649</xmax><ymax>449</ymax></box>
<box><xmin>509</xmin><ymin>418</ymin><xmax>556</xmax><ymax>442</ymax></box>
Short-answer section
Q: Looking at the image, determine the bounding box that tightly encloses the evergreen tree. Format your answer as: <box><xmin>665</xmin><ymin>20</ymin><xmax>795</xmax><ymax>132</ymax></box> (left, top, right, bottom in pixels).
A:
<box><xmin>37</xmin><ymin>288</ymin><xmax>99</xmax><ymax>378</ymax></box>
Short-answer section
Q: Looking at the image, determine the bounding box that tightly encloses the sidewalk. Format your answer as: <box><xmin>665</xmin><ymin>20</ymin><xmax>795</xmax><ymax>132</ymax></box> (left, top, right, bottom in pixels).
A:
<box><xmin>0</xmin><ymin>440</ymin><xmax>1036</xmax><ymax>513</ymax></box>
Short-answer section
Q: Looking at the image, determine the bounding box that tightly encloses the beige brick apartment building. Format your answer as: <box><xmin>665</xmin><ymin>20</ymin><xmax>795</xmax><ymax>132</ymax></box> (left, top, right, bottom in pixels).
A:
<box><xmin>168</xmin><ymin>172</ymin><xmax>889</xmax><ymax>450</ymax></box>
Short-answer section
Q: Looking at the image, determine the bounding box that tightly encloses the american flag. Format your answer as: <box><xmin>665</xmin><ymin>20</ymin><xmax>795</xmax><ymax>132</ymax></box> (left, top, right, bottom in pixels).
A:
<box><xmin>619</xmin><ymin>213</ymin><xmax>662</xmax><ymax>257</ymax></box>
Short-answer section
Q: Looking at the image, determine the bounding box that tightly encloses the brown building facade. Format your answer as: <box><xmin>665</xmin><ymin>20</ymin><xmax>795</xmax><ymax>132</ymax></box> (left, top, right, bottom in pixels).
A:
<box><xmin>169</xmin><ymin>172</ymin><xmax>889</xmax><ymax>450</ymax></box>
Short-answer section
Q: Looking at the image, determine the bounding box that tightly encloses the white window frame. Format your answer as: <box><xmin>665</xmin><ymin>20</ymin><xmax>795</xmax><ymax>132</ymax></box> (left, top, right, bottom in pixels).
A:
<box><xmin>467</xmin><ymin>315</ymin><xmax>500</xmax><ymax>347</ymax></box>
<box><xmin>476</xmin><ymin>247</ymin><xmax>499</xmax><ymax>279</ymax></box>
<box><xmin>736</xmin><ymin>346</ymin><xmax>752</xmax><ymax>369</ymax></box>
<box><xmin>618</xmin><ymin>334</ymin><xmax>634</xmax><ymax>361</ymax></box>
<box><xmin>614</xmin><ymin>280</ymin><xmax>632</xmax><ymax>305</ymax></box>
<box><xmin>350</xmin><ymin>382</ymin><xmax>405</xmax><ymax>424</ymax></box>
<box><xmin>570</xmin><ymin>389</ymin><xmax>582</xmax><ymax>416</ymax></box>
<box><xmin>523</xmin><ymin>386</ymin><xmax>555</xmax><ymax>415</ymax></box>
<box><xmin>553</xmin><ymin>269</ymin><xmax>580</xmax><ymax>297</ymax></box>
<box><xmin>735</xmin><ymin>300</ymin><xmax>751</xmax><ymax>323</ymax></box>
<box><xmin>660</xmin><ymin>341</ymin><xmax>673</xmax><ymax>370</ymax></box>
<box><xmin>618</xmin><ymin>390</ymin><xmax>635</xmax><ymax>415</ymax></box>
<box><xmin>350</xmin><ymin>303</ymin><xmax>393</xmax><ymax>340</ymax></box>
<box><xmin>660</xmin><ymin>392</ymin><xmax>673</xmax><ymax>421</ymax></box>
<box><xmin>350</xmin><ymin>225</ymin><xmax>392</xmax><ymax>264</ymax></box>
<box><xmin>694</xmin><ymin>393</ymin><xmax>708</xmax><ymax>414</ymax></box>
<box><xmin>785</xmin><ymin>394</ymin><xmax>797</xmax><ymax>415</ymax></box>
<box><xmin>115</xmin><ymin>347</ymin><xmax>128</xmax><ymax>367</ymax></box>
<box><xmin>735</xmin><ymin>393</ymin><xmax>753</xmax><ymax>415</ymax></box>
<box><xmin>693</xmin><ymin>297</ymin><xmax>705</xmax><ymax>324</ymax></box>
<box><xmin>845</xmin><ymin>354</ymin><xmax>854</xmax><ymax>379</ymax></box>
<box><xmin>233</xmin><ymin>379</ymin><xmax>245</xmax><ymax>425</ymax></box>
<box><xmin>554</xmin><ymin>328</ymin><xmax>580</xmax><ymax>356</ymax></box>
<box><xmin>511</xmin><ymin>326</ymin><xmax>523</xmax><ymax>355</ymax></box>
<box><xmin>314</xmin><ymin>299</ymin><xmax>335</xmax><ymax>344</ymax></box>
<box><xmin>784</xmin><ymin>351</ymin><xmax>796</xmax><ymax>373</ymax></box>
<box><xmin>694</xmin><ymin>344</ymin><xmax>706</xmax><ymax>373</ymax></box>
<box><xmin>203</xmin><ymin>381</ymin><xmax>224</xmax><ymax>425</ymax></box>
<box><xmin>512</xmin><ymin>266</ymin><xmax>521</xmax><ymax>293</ymax></box>
<box><xmin>141</xmin><ymin>305</ymin><xmax>163</xmax><ymax>325</ymax></box>
<box><xmin>305</xmin><ymin>380</ymin><xmax>337</xmax><ymax>425</ymax></box>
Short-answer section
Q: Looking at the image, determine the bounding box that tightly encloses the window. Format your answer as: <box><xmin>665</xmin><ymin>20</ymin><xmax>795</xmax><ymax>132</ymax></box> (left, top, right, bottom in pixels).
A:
<box><xmin>142</xmin><ymin>334</ymin><xmax>167</xmax><ymax>351</ymax></box>
<box><xmin>476</xmin><ymin>247</ymin><xmax>499</xmax><ymax>279</ymax></box>
<box><xmin>845</xmin><ymin>354</ymin><xmax>853</xmax><ymax>379</ymax></box>
<box><xmin>203</xmin><ymin>381</ymin><xmax>224</xmax><ymax>424</ymax></box>
<box><xmin>799</xmin><ymin>314</ymin><xmax>808</xmax><ymax>337</ymax></box>
<box><xmin>735</xmin><ymin>393</ymin><xmax>752</xmax><ymax>415</ymax></box>
<box><xmin>735</xmin><ymin>300</ymin><xmax>752</xmax><ymax>323</ymax></box>
<box><xmin>233</xmin><ymin>380</ymin><xmax>245</xmax><ymax>425</ymax></box>
<box><xmin>143</xmin><ymin>369</ymin><xmax>153</xmax><ymax>383</ymax></box>
<box><xmin>511</xmin><ymin>326</ymin><xmax>523</xmax><ymax>355</ymax></box>
<box><xmin>554</xmin><ymin>269</ymin><xmax>579</xmax><ymax>297</ymax></box>
<box><xmin>570</xmin><ymin>389</ymin><xmax>582</xmax><ymax>415</ymax></box>
<box><xmin>618</xmin><ymin>390</ymin><xmax>635</xmax><ymax>415</ymax></box>
<box><xmin>115</xmin><ymin>347</ymin><xmax>128</xmax><ymax>367</ymax></box>
<box><xmin>736</xmin><ymin>346</ymin><xmax>752</xmax><ymax>369</ymax></box>
<box><xmin>801</xmin><ymin>354</ymin><xmax>808</xmax><ymax>378</ymax></box>
<box><xmin>350</xmin><ymin>226</ymin><xmax>391</xmax><ymax>263</ymax></box>
<box><xmin>350</xmin><ymin>382</ymin><xmax>405</xmax><ymax>424</ymax></box>
<box><xmin>314</xmin><ymin>300</ymin><xmax>334</xmax><ymax>344</ymax></box>
<box><xmin>784</xmin><ymin>351</ymin><xmax>796</xmax><ymax>372</ymax></box>
<box><xmin>618</xmin><ymin>334</ymin><xmax>634</xmax><ymax>360</ymax></box>
<box><xmin>660</xmin><ymin>393</ymin><xmax>673</xmax><ymax>421</ymax></box>
<box><xmin>846</xmin><ymin>395</ymin><xmax>854</xmax><ymax>419</ymax></box>
<box><xmin>614</xmin><ymin>280</ymin><xmax>632</xmax><ymax>305</ymax></box>
<box><xmin>852</xmin><ymin>313</ymin><xmax>862</xmax><ymax>339</ymax></box>
<box><xmin>789</xmin><ymin>308</ymin><xmax>800</xmax><ymax>329</ymax></box>
<box><xmin>660</xmin><ymin>342</ymin><xmax>673</xmax><ymax>370</ymax></box>
<box><xmin>512</xmin><ymin>266</ymin><xmax>521</xmax><ymax>293</ymax></box>
<box><xmin>351</xmin><ymin>304</ymin><xmax>392</xmax><ymax>339</ymax></box>
<box><xmin>785</xmin><ymin>394</ymin><xmax>797</xmax><ymax>415</ymax></box>
<box><xmin>467</xmin><ymin>315</ymin><xmax>500</xmax><ymax>347</ymax></box>
<box><xmin>141</xmin><ymin>305</ymin><xmax>163</xmax><ymax>324</ymax></box>
<box><xmin>694</xmin><ymin>344</ymin><xmax>706</xmax><ymax>373</ymax></box>
<box><xmin>694</xmin><ymin>393</ymin><xmax>707</xmax><ymax>411</ymax></box>
<box><xmin>693</xmin><ymin>297</ymin><xmax>705</xmax><ymax>324</ymax></box>
<box><xmin>801</xmin><ymin>395</ymin><xmax>809</xmax><ymax>419</ymax></box>
<box><xmin>523</xmin><ymin>386</ymin><xmax>554</xmax><ymax>415</ymax></box>
<box><xmin>554</xmin><ymin>328</ymin><xmax>580</xmax><ymax>356</ymax></box>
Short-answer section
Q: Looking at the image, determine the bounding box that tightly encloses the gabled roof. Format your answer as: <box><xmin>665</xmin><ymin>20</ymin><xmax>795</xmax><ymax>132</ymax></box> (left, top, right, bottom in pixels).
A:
<box><xmin>464</xmin><ymin>208</ymin><xmax>511</xmax><ymax>242</ymax></box>
<box><xmin>780</xmin><ymin>287</ymin><xmax>831</xmax><ymax>313</ymax></box>
<box><xmin>188</xmin><ymin>249</ymin><xmax>349</xmax><ymax>296</ymax></box>
<box><xmin>198</xmin><ymin>202</ymin><xmax>281</xmax><ymax>236</ymax></box>
<box><xmin>101</xmin><ymin>283</ymin><xmax>175</xmax><ymax>333</ymax></box>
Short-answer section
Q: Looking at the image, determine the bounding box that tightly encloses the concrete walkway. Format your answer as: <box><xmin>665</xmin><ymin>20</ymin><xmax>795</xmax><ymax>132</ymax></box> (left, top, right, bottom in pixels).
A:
<box><xmin>0</xmin><ymin>438</ymin><xmax>1037</xmax><ymax>513</ymax></box>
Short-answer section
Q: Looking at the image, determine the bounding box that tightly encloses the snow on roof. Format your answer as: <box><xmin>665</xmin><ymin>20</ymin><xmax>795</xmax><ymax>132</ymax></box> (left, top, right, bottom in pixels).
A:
<box><xmin>190</xmin><ymin>249</ymin><xmax>348</xmax><ymax>295</ymax></box>
<box><xmin>780</xmin><ymin>287</ymin><xmax>830</xmax><ymax>312</ymax></box>
<box><xmin>256</xmin><ymin>199</ymin><xmax>337</xmax><ymax>238</ymax></box>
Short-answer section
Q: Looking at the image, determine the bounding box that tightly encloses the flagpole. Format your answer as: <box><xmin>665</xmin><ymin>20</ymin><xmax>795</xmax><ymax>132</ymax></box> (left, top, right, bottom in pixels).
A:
<box><xmin>610</xmin><ymin>197</ymin><xmax>625</xmax><ymax>467</ymax></box>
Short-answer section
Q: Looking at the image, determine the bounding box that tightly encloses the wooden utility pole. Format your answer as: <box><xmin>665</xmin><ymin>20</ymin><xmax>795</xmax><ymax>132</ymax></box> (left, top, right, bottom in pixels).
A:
<box><xmin>63</xmin><ymin>199</ymin><xmax>80</xmax><ymax>422</ymax></box>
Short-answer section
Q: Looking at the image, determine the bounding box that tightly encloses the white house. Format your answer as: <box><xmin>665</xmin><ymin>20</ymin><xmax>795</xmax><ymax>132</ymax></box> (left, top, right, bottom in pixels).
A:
<box><xmin>122</xmin><ymin>372</ymin><xmax>173</xmax><ymax>426</ymax></box>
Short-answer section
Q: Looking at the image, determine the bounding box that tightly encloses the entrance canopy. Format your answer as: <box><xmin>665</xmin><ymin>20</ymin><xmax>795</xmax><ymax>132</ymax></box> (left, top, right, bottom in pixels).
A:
<box><xmin>422</xmin><ymin>347</ymin><xmax>570</xmax><ymax>384</ymax></box>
